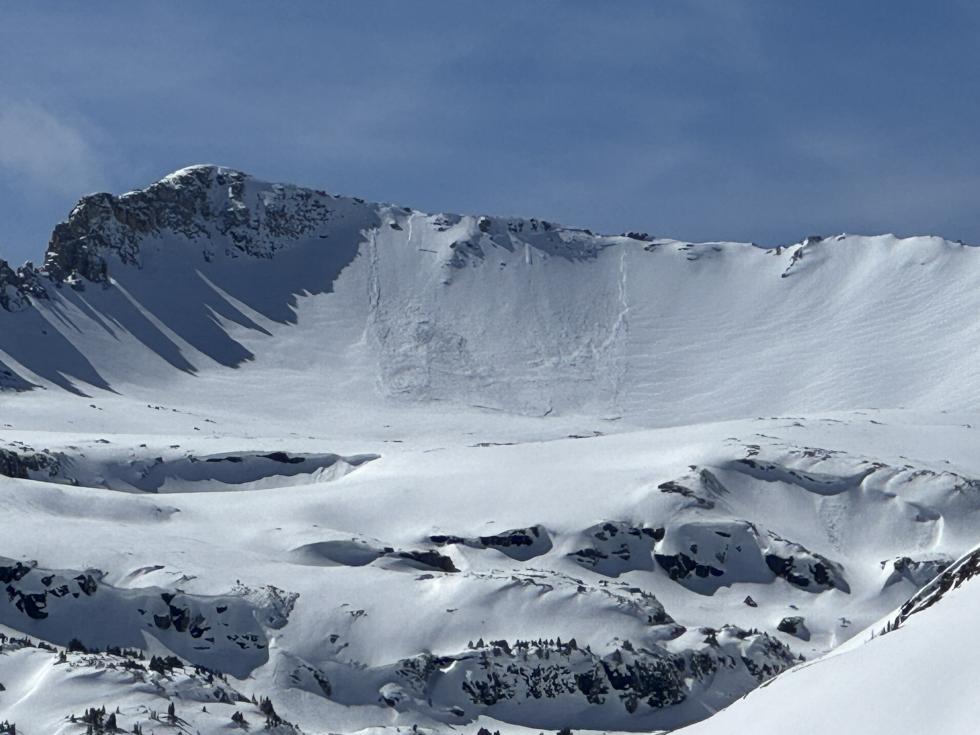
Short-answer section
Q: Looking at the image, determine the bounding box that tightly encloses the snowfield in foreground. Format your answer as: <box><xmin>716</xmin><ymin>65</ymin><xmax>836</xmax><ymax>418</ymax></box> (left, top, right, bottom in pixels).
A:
<box><xmin>1</xmin><ymin>166</ymin><xmax>978</xmax><ymax>733</ymax></box>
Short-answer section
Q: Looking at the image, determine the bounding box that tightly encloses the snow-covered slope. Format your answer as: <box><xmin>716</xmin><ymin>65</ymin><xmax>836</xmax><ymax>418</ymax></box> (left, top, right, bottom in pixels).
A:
<box><xmin>675</xmin><ymin>542</ymin><xmax>980</xmax><ymax>735</ymax></box>
<box><xmin>3</xmin><ymin>165</ymin><xmax>980</xmax><ymax>422</ymax></box>
<box><xmin>1</xmin><ymin>167</ymin><xmax>979</xmax><ymax>734</ymax></box>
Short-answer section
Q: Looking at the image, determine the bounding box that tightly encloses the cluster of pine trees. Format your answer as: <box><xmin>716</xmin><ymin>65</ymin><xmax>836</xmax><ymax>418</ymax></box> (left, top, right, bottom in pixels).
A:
<box><xmin>2</xmin><ymin>638</ymin><xmax>292</xmax><ymax>733</ymax></box>
<box><xmin>229</xmin><ymin>694</ymin><xmax>291</xmax><ymax>730</ymax></box>
<box><xmin>466</xmin><ymin>636</ymin><xmax>586</xmax><ymax>657</ymax></box>
<box><xmin>69</xmin><ymin>706</ymin><xmax>120</xmax><ymax>734</ymax></box>
<box><xmin>0</xmin><ymin>631</ymin><xmax>56</xmax><ymax>654</ymax></box>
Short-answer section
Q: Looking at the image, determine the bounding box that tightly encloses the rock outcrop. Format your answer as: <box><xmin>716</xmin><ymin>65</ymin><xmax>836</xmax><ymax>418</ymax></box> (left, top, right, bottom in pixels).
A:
<box><xmin>393</xmin><ymin>628</ymin><xmax>796</xmax><ymax>719</ymax></box>
<box><xmin>0</xmin><ymin>165</ymin><xmax>364</xmax><ymax>311</ymax></box>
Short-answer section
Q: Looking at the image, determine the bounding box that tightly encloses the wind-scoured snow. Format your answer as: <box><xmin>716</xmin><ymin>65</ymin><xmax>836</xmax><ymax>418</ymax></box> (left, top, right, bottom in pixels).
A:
<box><xmin>0</xmin><ymin>166</ymin><xmax>977</xmax><ymax>733</ymax></box>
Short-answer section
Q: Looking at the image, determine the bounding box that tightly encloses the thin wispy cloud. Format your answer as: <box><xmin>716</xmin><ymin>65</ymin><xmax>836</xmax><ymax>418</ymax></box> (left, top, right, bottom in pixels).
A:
<box><xmin>0</xmin><ymin>101</ymin><xmax>108</xmax><ymax>198</ymax></box>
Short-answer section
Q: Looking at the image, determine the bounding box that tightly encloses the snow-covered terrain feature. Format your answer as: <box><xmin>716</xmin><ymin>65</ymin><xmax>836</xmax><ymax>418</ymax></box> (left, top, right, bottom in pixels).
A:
<box><xmin>1</xmin><ymin>166</ymin><xmax>978</xmax><ymax>733</ymax></box>
<box><xmin>675</xmin><ymin>541</ymin><xmax>980</xmax><ymax>735</ymax></box>
<box><xmin>0</xmin><ymin>441</ymin><xmax>377</xmax><ymax>493</ymax></box>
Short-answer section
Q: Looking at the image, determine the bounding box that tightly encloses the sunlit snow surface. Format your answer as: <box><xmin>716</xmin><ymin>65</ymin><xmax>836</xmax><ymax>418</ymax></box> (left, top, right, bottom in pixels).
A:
<box><xmin>1</xmin><ymin>167</ymin><xmax>978</xmax><ymax>733</ymax></box>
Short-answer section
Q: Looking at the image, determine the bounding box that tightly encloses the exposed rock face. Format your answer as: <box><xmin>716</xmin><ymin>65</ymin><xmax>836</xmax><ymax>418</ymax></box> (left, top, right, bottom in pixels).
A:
<box><xmin>657</xmin><ymin>522</ymin><xmax>847</xmax><ymax>595</ymax></box>
<box><xmin>393</xmin><ymin>549</ymin><xmax>459</xmax><ymax>573</ymax></box>
<box><xmin>655</xmin><ymin>467</ymin><xmax>730</xmax><ymax>509</ymax></box>
<box><xmin>776</xmin><ymin>616</ymin><xmax>810</xmax><ymax>640</ymax></box>
<box><xmin>762</xmin><ymin>533</ymin><xmax>849</xmax><ymax>593</ymax></box>
<box><xmin>290</xmin><ymin>537</ymin><xmax>461</xmax><ymax>574</ymax></box>
<box><xmin>0</xmin><ymin>557</ymin><xmax>297</xmax><ymax>678</ymax></box>
<box><xmin>429</xmin><ymin>525</ymin><xmax>553</xmax><ymax>561</ymax></box>
<box><xmin>881</xmin><ymin>545</ymin><xmax>980</xmax><ymax>634</ymax></box>
<box><xmin>567</xmin><ymin>516</ymin><xmax>847</xmax><ymax>595</ymax></box>
<box><xmin>394</xmin><ymin>628</ymin><xmax>796</xmax><ymax>718</ymax></box>
<box><xmin>0</xmin><ymin>444</ymin><xmax>379</xmax><ymax>491</ymax></box>
<box><xmin>881</xmin><ymin>556</ymin><xmax>951</xmax><ymax>589</ymax></box>
<box><xmin>0</xmin><ymin>448</ymin><xmax>62</xmax><ymax>480</ymax></box>
<box><xmin>43</xmin><ymin>166</ymin><xmax>343</xmax><ymax>278</ymax></box>
<box><xmin>0</xmin><ymin>259</ymin><xmax>24</xmax><ymax>311</ymax></box>
<box><xmin>44</xmin><ymin>195</ymin><xmax>115</xmax><ymax>284</ymax></box>
<box><xmin>0</xmin><ymin>260</ymin><xmax>43</xmax><ymax>311</ymax></box>
<box><xmin>568</xmin><ymin>521</ymin><xmax>665</xmax><ymax>576</ymax></box>
<box><xmin>0</xmin><ymin>165</ymin><xmax>356</xmax><ymax>311</ymax></box>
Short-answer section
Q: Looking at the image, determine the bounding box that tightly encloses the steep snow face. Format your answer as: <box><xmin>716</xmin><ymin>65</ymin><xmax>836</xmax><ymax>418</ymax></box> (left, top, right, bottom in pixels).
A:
<box><xmin>3</xmin><ymin>166</ymin><xmax>980</xmax><ymax>421</ymax></box>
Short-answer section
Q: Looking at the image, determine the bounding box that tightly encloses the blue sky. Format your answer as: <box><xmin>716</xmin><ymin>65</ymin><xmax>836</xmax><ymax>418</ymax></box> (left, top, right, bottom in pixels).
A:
<box><xmin>2</xmin><ymin>1</ymin><xmax>980</xmax><ymax>264</ymax></box>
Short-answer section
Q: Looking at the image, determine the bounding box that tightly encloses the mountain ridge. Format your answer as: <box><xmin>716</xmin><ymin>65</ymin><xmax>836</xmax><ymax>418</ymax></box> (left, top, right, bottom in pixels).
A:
<box><xmin>1</xmin><ymin>164</ymin><xmax>967</xmax><ymax>313</ymax></box>
<box><xmin>4</xmin><ymin>166</ymin><xmax>980</xmax><ymax>424</ymax></box>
